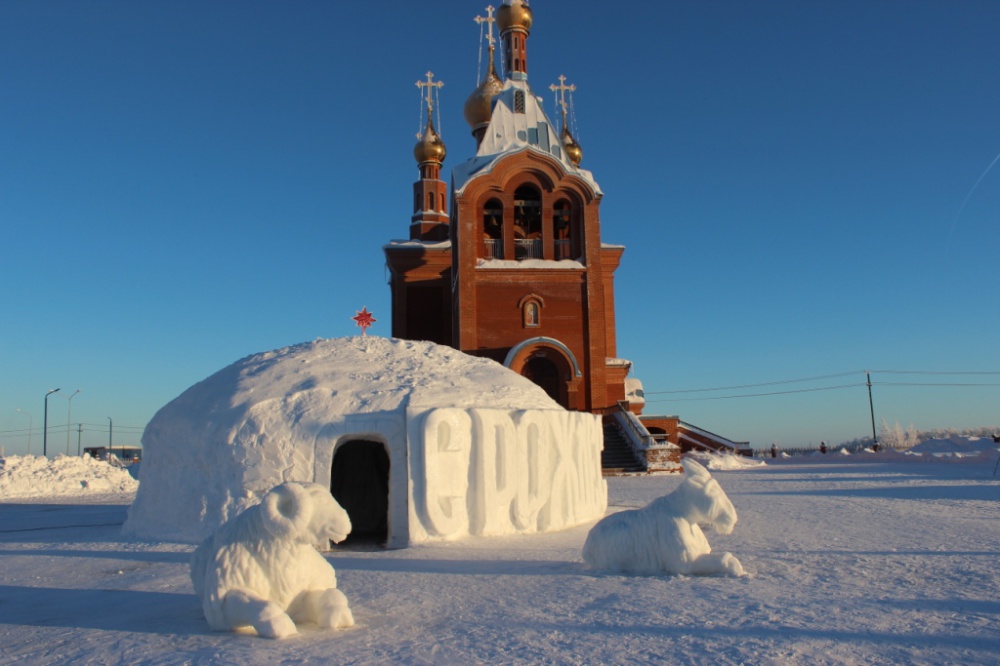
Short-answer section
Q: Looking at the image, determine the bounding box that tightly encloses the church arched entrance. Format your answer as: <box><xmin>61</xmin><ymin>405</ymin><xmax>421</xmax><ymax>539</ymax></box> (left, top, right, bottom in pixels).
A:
<box><xmin>504</xmin><ymin>337</ymin><xmax>582</xmax><ymax>410</ymax></box>
<box><xmin>330</xmin><ymin>439</ymin><xmax>390</xmax><ymax>545</ymax></box>
<box><xmin>521</xmin><ymin>355</ymin><xmax>563</xmax><ymax>405</ymax></box>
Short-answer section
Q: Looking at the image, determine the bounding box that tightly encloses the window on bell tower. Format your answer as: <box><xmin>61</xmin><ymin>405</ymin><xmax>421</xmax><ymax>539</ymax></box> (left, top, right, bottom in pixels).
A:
<box><xmin>513</xmin><ymin>185</ymin><xmax>542</xmax><ymax>260</ymax></box>
<box><xmin>553</xmin><ymin>199</ymin><xmax>573</xmax><ymax>260</ymax></box>
<box><xmin>482</xmin><ymin>198</ymin><xmax>503</xmax><ymax>259</ymax></box>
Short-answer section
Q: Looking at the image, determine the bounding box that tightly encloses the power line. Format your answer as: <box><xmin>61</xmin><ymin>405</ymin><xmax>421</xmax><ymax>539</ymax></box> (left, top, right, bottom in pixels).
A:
<box><xmin>644</xmin><ymin>383</ymin><xmax>864</xmax><ymax>403</ymax></box>
<box><xmin>642</xmin><ymin>370</ymin><xmax>865</xmax><ymax>395</ymax></box>
<box><xmin>644</xmin><ymin>369</ymin><xmax>1000</xmax><ymax>397</ymax></box>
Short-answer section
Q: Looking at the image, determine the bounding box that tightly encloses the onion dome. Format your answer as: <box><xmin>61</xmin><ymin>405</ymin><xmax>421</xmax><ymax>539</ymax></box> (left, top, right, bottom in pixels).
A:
<box><xmin>497</xmin><ymin>0</ymin><xmax>533</xmax><ymax>33</ymax></box>
<box><xmin>463</xmin><ymin>58</ymin><xmax>504</xmax><ymax>131</ymax></box>
<box><xmin>561</xmin><ymin>125</ymin><xmax>583</xmax><ymax>166</ymax></box>
<box><xmin>413</xmin><ymin>118</ymin><xmax>446</xmax><ymax>164</ymax></box>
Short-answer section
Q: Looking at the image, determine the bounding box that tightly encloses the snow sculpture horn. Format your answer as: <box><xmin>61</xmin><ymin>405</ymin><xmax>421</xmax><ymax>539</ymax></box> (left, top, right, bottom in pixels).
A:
<box><xmin>261</xmin><ymin>482</ymin><xmax>314</xmax><ymax>540</ymax></box>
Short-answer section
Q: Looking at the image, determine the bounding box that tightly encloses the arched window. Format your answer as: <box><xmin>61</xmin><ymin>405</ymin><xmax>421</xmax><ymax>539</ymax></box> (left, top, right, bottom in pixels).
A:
<box><xmin>513</xmin><ymin>185</ymin><xmax>541</xmax><ymax>259</ymax></box>
<box><xmin>482</xmin><ymin>198</ymin><xmax>503</xmax><ymax>259</ymax></box>
<box><xmin>518</xmin><ymin>294</ymin><xmax>544</xmax><ymax>328</ymax></box>
<box><xmin>523</xmin><ymin>301</ymin><xmax>539</xmax><ymax>327</ymax></box>
<box><xmin>514</xmin><ymin>90</ymin><xmax>525</xmax><ymax>114</ymax></box>
<box><xmin>427</xmin><ymin>193</ymin><xmax>435</xmax><ymax>211</ymax></box>
<box><xmin>552</xmin><ymin>199</ymin><xmax>573</xmax><ymax>260</ymax></box>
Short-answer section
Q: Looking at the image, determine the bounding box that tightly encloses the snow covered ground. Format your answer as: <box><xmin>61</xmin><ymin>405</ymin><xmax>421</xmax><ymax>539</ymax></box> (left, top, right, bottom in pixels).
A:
<box><xmin>1</xmin><ymin>450</ymin><xmax>998</xmax><ymax>665</ymax></box>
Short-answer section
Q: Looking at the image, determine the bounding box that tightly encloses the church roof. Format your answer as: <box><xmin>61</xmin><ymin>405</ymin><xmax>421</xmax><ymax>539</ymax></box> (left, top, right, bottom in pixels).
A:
<box><xmin>452</xmin><ymin>78</ymin><xmax>601</xmax><ymax>197</ymax></box>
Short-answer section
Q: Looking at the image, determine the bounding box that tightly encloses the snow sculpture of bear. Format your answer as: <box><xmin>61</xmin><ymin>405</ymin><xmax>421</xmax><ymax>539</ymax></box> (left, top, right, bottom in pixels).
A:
<box><xmin>583</xmin><ymin>458</ymin><xmax>745</xmax><ymax>576</ymax></box>
<box><xmin>190</xmin><ymin>482</ymin><xmax>355</xmax><ymax>638</ymax></box>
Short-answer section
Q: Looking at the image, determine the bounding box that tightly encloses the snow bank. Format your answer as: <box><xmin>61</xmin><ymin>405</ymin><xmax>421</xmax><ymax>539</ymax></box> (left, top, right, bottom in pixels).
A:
<box><xmin>0</xmin><ymin>454</ymin><xmax>139</xmax><ymax>499</ymax></box>
<box><xmin>124</xmin><ymin>337</ymin><xmax>607</xmax><ymax>546</ymax></box>
<box><xmin>905</xmin><ymin>435</ymin><xmax>999</xmax><ymax>458</ymax></box>
<box><xmin>689</xmin><ymin>452</ymin><xmax>765</xmax><ymax>471</ymax></box>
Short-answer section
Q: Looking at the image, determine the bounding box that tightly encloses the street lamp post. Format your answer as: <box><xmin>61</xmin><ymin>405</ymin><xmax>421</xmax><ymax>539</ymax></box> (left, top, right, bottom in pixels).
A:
<box><xmin>62</xmin><ymin>389</ymin><xmax>81</xmax><ymax>455</ymax></box>
<box><xmin>43</xmin><ymin>388</ymin><xmax>61</xmax><ymax>458</ymax></box>
<box><xmin>16</xmin><ymin>408</ymin><xmax>33</xmax><ymax>456</ymax></box>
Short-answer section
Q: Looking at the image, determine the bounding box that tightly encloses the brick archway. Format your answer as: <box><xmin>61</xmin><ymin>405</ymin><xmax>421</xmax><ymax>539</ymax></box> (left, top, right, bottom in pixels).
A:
<box><xmin>504</xmin><ymin>337</ymin><xmax>583</xmax><ymax>410</ymax></box>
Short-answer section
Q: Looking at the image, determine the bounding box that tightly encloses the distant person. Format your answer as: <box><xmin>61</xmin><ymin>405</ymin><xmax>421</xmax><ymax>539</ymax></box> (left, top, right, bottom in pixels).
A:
<box><xmin>770</xmin><ymin>444</ymin><xmax>778</xmax><ymax>458</ymax></box>
<box><xmin>820</xmin><ymin>442</ymin><xmax>827</xmax><ymax>454</ymax></box>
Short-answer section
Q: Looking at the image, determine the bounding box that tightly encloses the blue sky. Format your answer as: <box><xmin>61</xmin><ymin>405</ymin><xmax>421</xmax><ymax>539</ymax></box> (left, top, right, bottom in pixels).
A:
<box><xmin>2</xmin><ymin>0</ymin><xmax>998</xmax><ymax>454</ymax></box>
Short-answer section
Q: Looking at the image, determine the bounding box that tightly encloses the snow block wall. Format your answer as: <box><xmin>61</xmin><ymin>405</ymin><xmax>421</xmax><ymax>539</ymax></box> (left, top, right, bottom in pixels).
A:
<box><xmin>407</xmin><ymin>408</ymin><xmax>606</xmax><ymax>541</ymax></box>
<box><xmin>123</xmin><ymin>337</ymin><xmax>607</xmax><ymax>547</ymax></box>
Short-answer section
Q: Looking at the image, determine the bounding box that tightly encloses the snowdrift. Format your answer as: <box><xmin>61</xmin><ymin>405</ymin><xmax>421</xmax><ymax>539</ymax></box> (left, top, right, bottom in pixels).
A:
<box><xmin>124</xmin><ymin>337</ymin><xmax>607</xmax><ymax>546</ymax></box>
<box><xmin>0</xmin><ymin>454</ymin><xmax>139</xmax><ymax>499</ymax></box>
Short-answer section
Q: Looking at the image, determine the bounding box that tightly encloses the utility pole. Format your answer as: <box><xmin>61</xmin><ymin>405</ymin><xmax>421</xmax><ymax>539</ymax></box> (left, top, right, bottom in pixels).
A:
<box><xmin>107</xmin><ymin>417</ymin><xmax>113</xmax><ymax>461</ymax></box>
<box><xmin>866</xmin><ymin>371</ymin><xmax>878</xmax><ymax>445</ymax></box>
<box><xmin>43</xmin><ymin>388</ymin><xmax>61</xmax><ymax>458</ymax></box>
<box><xmin>76</xmin><ymin>423</ymin><xmax>83</xmax><ymax>456</ymax></box>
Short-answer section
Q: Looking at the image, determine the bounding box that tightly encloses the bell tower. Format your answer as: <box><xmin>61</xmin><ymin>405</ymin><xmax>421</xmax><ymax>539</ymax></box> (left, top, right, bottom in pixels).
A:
<box><xmin>386</xmin><ymin>0</ymin><xmax>632</xmax><ymax>413</ymax></box>
<box><xmin>384</xmin><ymin>72</ymin><xmax>453</xmax><ymax>346</ymax></box>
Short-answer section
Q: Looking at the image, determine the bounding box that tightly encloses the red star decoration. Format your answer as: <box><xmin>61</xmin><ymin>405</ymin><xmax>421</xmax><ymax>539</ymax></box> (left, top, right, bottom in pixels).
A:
<box><xmin>352</xmin><ymin>307</ymin><xmax>377</xmax><ymax>336</ymax></box>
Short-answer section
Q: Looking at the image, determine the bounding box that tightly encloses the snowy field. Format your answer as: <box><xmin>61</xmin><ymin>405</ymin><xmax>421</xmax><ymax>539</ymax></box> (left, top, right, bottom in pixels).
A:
<box><xmin>1</xmin><ymin>451</ymin><xmax>998</xmax><ymax>665</ymax></box>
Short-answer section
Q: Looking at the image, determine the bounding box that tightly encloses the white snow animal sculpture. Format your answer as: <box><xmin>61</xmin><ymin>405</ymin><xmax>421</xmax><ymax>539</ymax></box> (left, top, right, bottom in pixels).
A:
<box><xmin>582</xmin><ymin>458</ymin><xmax>745</xmax><ymax>576</ymax></box>
<box><xmin>190</xmin><ymin>482</ymin><xmax>355</xmax><ymax>638</ymax></box>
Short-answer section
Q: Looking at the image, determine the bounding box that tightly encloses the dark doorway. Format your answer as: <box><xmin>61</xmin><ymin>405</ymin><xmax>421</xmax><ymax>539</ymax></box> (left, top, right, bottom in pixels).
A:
<box><xmin>521</xmin><ymin>355</ymin><xmax>564</xmax><ymax>407</ymax></box>
<box><xmin>330</xmin><ymin>440</ymin><xmax>390</xmax><ymax>546</ymax></box>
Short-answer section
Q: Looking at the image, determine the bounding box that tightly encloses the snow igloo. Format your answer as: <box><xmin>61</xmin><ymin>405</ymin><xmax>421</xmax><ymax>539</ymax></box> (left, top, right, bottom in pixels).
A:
<box><xmin>124</xmin><ymin>337</ymin><xmax>607</xmax><ymax>548</ymax></box>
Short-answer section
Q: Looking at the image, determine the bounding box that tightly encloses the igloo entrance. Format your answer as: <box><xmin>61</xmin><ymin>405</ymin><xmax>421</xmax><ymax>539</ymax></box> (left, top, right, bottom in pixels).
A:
<box><xmin>330</xmin><ymin>439</ymin><xmax>390</xmax><ymax>545</ymax></box>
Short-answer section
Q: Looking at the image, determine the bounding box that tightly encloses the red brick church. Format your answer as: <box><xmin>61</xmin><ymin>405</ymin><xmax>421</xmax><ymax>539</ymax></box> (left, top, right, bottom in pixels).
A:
<box><xmin>383</xmin><ymin>1</ymin><xmax>748</xmax><ymax>466</ymax></box>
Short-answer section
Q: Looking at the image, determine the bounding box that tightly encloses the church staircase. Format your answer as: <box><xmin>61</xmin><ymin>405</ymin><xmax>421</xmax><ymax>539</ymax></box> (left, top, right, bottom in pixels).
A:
<box><xmin>601</xmin><ymin>421</ymin><xmax>647</xmax><ymax>475</ymax></box>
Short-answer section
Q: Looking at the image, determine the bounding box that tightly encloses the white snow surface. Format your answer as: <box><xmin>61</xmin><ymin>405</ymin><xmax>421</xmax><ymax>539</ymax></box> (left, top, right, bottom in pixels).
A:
<box><xmin>123</xmin><ymin>336</ymin><xmax>607</xmax><ymax>546</ymax></box>
<box><xmin>1</xmin><ymin>448</ymin><xmax>998</xmax><ymax>665</ymax></box>
<box><xmin>0</xmin><ymin>454</ymin><xmax>139</xmax><ymax>498</ymax></box>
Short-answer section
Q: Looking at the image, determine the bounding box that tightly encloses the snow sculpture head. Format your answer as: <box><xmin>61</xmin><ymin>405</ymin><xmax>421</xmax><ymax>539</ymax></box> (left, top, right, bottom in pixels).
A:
<box><xmin>260</xmin><ymin>482</ymin><xmax>352</xmax><ymax>545</ymax></box>
<box><xmin>582</xmin><ymin>458</ymin><xmax>745</xmax><ymax>576</ymax></box>
<box><xmin>190</xmin><ymin>482</ymin><xmax>354</xmax><ymax>639</ymax></box>
<box><xmin>675</xmin><ymin>457</ymin><xmax>738</xmax><ymax>535</ymax></box>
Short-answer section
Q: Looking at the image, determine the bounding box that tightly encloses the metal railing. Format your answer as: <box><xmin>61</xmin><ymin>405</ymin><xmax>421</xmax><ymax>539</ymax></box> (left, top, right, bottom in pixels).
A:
<box><xmin>515</xmin><ymin>239</ymin><xmax>542</xmax><ymax>260</ymax></box>
<box><xmin>484</xmin><ymin>239</ymin><xmax>503</xmax><ymax>259</ymax></box>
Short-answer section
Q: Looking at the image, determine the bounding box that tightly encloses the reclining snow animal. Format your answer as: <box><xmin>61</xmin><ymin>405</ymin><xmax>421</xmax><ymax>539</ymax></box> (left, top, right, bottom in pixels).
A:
<box><xmin>190</xmin><ymin>482</ymin><xmax>355</xmax><ymax>638</ymax></box>
<box><xmin>583</xmin><ymin>458</ymin><xmax>745</xmax><ymax>576</ymax></box>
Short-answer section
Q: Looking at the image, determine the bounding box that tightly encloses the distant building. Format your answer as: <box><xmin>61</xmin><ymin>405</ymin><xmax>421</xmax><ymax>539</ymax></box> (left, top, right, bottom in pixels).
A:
<box><xmin>83</xmin><ymin>446</ymin><xmax>142</xmax><ymax>463</ymax></box>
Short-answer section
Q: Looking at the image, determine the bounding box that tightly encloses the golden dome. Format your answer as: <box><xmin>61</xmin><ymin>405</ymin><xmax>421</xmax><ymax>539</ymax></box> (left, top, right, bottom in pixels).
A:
<box><xmin>562</xmin><ymin>126</ymin><xmax>582</xmax><ymax>166</ymax></box>
<box><xmin>497</xmin><ymin>0</ymin><xmax>533</xmax><ymax>33</ymax></box>
<box><xmin>463</xmin><ymin>59</ymin><xmax>504</xmax><ymax>130</ymax></box>
<box><xmin>414</xmin><ymin>118</ymin><xmax>446</xmax><ymax>164</ymax></box>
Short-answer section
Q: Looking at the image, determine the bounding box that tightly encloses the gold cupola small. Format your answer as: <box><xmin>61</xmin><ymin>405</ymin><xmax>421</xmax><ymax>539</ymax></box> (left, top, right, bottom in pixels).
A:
<box><xmin>562</xmin><ymin>126</ymin><xmax>583</xmax><ymax>166</ymax></box>
<box><xmin>464</xmin><ymin>57</ymin><xmax>503</xmax><ymax>137</ymax></box>
<box><xmin>413</xmin><ymin>117</ymin><xmax>446</xmax><ymax>165</ymax></box>
<box><xmin>497</xmin><ymin>0</ymin><xmax>533</xmax><ymax>34</ymax></box>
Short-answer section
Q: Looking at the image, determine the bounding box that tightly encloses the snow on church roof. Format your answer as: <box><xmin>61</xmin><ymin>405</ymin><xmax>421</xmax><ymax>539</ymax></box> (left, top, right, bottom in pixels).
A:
<box><xmin>452</xmin><ymin>79</ymin><xmax>601</xmax><ymax>196</ymax></box>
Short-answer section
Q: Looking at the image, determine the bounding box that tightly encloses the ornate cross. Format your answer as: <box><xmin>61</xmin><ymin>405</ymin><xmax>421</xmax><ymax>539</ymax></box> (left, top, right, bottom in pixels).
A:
<box><xmin>352</xmin><ymin>307</ymin><xmax>377</xmax><ymax>336</ymax></box>
<box><xmin>550</xmin><ymin>75</ymin><xmax>576</xmax><ymax>126</ymax></box>
<box><xmin>416</xmin><ymin>71</ymin><xmax>444</xmax><ymax>114</ymax></box>
<box><xmin>474</xmin><ymin>5</ymin><xmax>497</xmax><ymax>50</ymax></box>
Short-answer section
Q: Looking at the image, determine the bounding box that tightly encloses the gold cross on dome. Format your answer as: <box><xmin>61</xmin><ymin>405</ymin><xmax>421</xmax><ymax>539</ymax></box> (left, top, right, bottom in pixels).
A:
<box><xmin>474</xmin><ymin>5</ymin><xmax>497</xmax><ymax>50</ymax></box>
<box><xmin>416</xmin><ymin>71</ymin><xmax>445</xmax><ymax>113</ymax></box>
<box><xmin>550</xmin><ymin>75</ymin><xmax>576</xmax><ymax>119</ymax></box>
